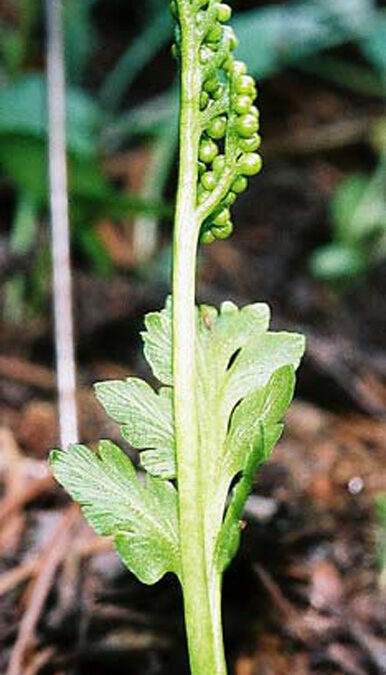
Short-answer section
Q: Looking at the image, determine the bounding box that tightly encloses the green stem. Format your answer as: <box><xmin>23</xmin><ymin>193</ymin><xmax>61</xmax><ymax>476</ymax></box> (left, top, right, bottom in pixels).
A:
<box><xmin>172</xmin><ymin>2</ymin><xmax>227</xmax><ymax>673</ymax></box>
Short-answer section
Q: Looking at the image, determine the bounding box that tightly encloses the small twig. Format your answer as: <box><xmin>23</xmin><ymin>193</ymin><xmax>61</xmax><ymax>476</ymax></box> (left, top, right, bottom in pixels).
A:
<box><xmin>0</xmin><ymin>356</ymin><xmax>55</xmax><ymax>390</ymax></box>
<box><xmin>254</xmin><ymin>563</ymin><xmax>306</xmax><ymax>641</ymax></box>
<box><xmin>46</xmin><ymin>0</ymin><xmax>79</xmax><ymax>448</ymax></box>
<box><xmin>0</xmin><ymin>423</ymin><xmax>54</xmax><ymax>533</ymax></box>
<box><xmin>24</xmin><ymin>647</ymin><xmax>55</xmax><ymax>675</ymax></box>
<box><xmin>254</xmin><ymin>563</ymin><xmax>296</xmax><ymax>619</ymax></box>
<box><xmin>0</xmin><ymin>475</ymin><xmax>54</xmax><ymax>527</ymax></box>
<box><xmin>348</xmin><ymin>619</ymin><xmax>386</xmax><ymax>672</ymax></box>
<box><xmin>0</xmin><ymin>428</ymin><xmax>25</xmax><ymax>553</ymax></box>
<box><xmin>0</xmin><ymin>535</ymin><xmax>112</xmax><ymax>598</ymax></box>
<box><xmin>264</xmin><ymin>116</ymin><xmax>382</xmax><ymax>156</ymax></box>
<box><xmin>0</xmin><ymin>559</ymin><xmax>39</xmax><ymax>598</ymax></box>
<box><xmin>5</xmin><ymin>505</ymin><xmax>79</xmax><ymax>675</ymax></box>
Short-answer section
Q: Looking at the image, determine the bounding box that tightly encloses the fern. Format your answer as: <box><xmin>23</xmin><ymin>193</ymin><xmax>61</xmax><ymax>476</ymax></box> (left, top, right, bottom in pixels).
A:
<box><xmin>50</xmin><ymin>2</ymin><xmax>305</xmax><ymax>673</ymax></box>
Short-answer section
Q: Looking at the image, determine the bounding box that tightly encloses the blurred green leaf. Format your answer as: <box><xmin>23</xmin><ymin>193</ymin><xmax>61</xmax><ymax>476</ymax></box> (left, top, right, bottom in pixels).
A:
<box><xmin>0</xmin><ymin>134</ymin><xmax>169</xmax><ymax>223</ymax></box>
<box><xmin>0</xmin><ymin>0</ymin><xmax>39</xmax><ymax>77</ymax></box>
<box><xmin>100</xmin><ymin>6</ymin><xmax>173</xmax><ymax>111</ymax></box>
<box><xmin>312</xmin><ymin>158</ymin><xmax>386</xmax><ymax>284</ymax></box>
<box><xmin>0</xmin><ymin>31</ymin><xmax>24</xmax><ymax>76</ymax></box>
<box><xmin>64</xmin><ymin>0</ymin><xmax>98</xmax><ymax>84</ymax></box>
<box><xmin>298</xmin><ymin>55</ymin><xmax>384</xmax><ymax>97</ymax></box>
<box><xmin>104</xmin><ymin>89</ymin><xmax>178</xmax><ymax>150</ymax></box>
<box><xmin>330</xmin><ymin>175</ymin><xmax>369</xmax><ymax>243</ymax></box>
<box><xmin>233</xmin><ymin>0</ymin><xmax>376</xmax><ymax>79</ymax></box>
<box><xmin>332</xmin><ymin>164</ymin><xmax>386</xmax><ymax>244</ymax></box>
<box><xmin>371</xmin><ymin>118</ymin><xmax>386</xmax><ymax>154</ymax></box>
<box><xmin>3</xmin><ymin>191</ymin><xmax>38</xmax><ymax>323</ymax></box>
<box><xmin>360</xmin><ymin>14</ymin><xmax>386</xmax><ymax>76</ymax></box>
<box><xmin>76</xmin><ymin>228</ymin><xmax>114</xmax><ymax>276</ymax></box>
<box><xmin>311</xmin><ymin>242</ymin><xmax>369</xmax><ymax>280</ymax></box>
<box><xmin>0</xmin><ymin>136</ymin><xmax>47</xmax><ymax>201</ymax></box>
<box><xmin>0</xmin><ymin>75</ymin><xmax>104</xmax><ymax>157</ymax></box>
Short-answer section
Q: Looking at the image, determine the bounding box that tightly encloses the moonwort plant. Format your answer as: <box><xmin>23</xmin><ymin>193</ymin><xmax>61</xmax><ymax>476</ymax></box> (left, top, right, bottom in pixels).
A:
<box><xmin>50</xmin><ymin>1</ymin><xmax>305</xmax><ymax>673</ymax></box>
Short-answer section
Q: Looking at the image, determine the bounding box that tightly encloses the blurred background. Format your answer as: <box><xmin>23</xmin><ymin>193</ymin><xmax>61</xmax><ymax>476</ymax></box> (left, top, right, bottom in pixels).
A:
<box><xmin>0</xmin><ymin>0</ymin><xmax>385</xmax><ymax>673</ymax></box>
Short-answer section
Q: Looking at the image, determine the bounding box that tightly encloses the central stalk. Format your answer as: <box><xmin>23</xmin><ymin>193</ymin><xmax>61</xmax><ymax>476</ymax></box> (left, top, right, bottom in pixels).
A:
<box><xmin>172</xmin><ymin>2</ymin><xmax>227</xmax><ymax>673</ymax></box>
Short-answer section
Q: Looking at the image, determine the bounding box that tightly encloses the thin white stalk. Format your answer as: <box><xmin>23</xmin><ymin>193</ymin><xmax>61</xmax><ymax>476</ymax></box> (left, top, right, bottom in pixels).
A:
<box><xmin>46</xmin><ymin>0</ymin><xmax>79</xmax><ymax>448</ymax></box>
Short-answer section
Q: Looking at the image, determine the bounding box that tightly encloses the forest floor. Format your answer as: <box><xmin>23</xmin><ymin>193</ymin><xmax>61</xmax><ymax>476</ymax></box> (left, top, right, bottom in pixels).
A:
<box><xmin>0</xmin><ymin>2</ymin><xmax>386</xmax><ymax>671</ymax></box>
<box><xmin>1</xmin><ymin>160</ymin><xmax>385</xmax><ymax>672</ymax></box>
